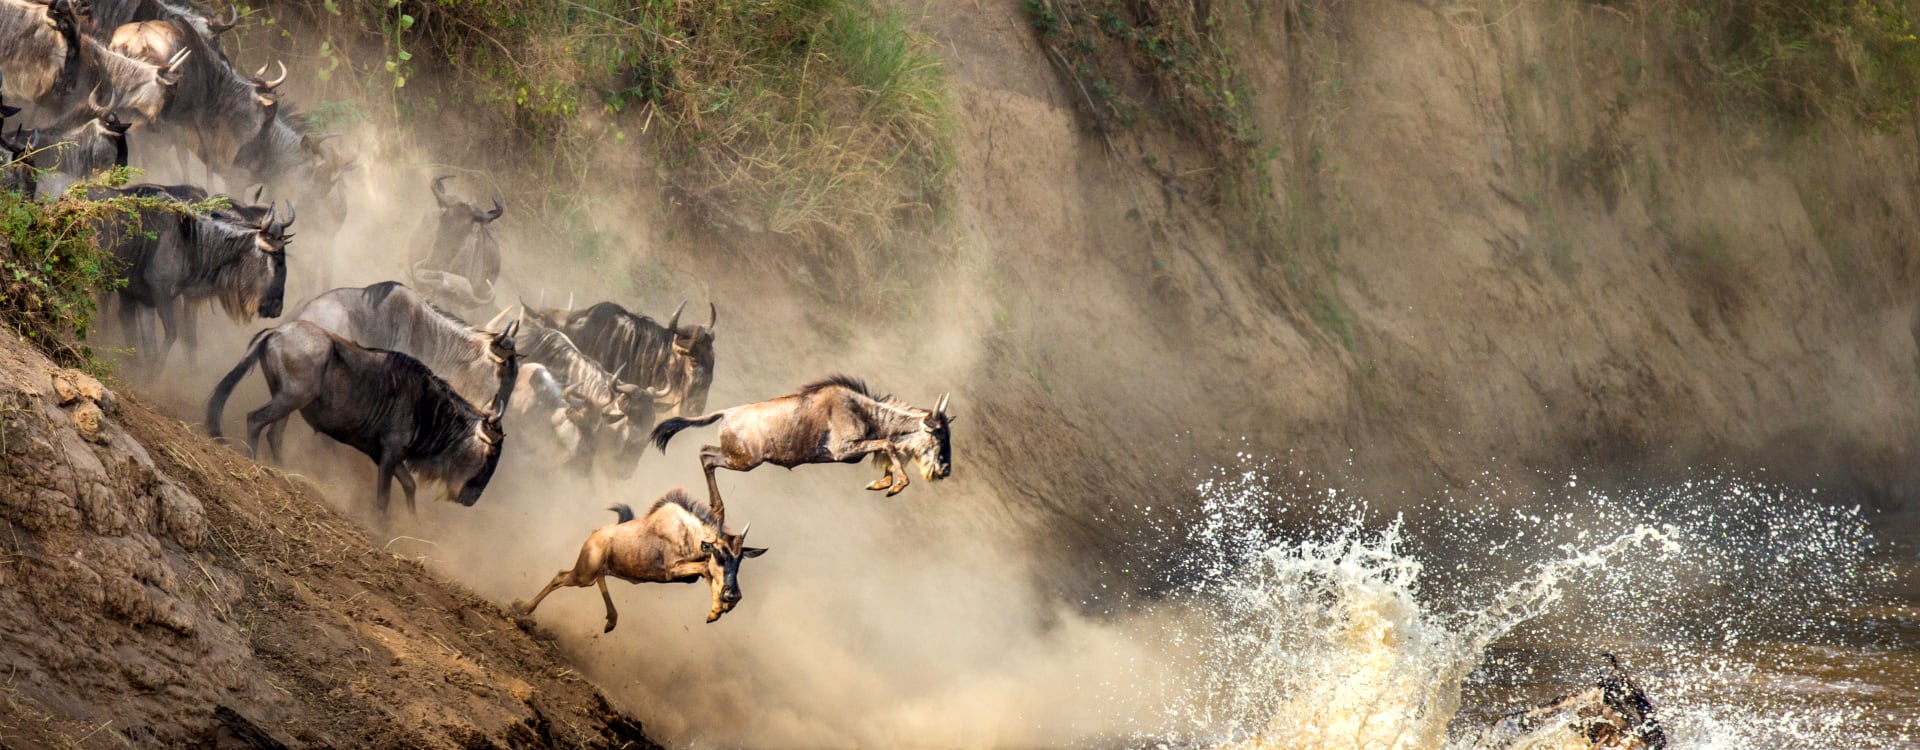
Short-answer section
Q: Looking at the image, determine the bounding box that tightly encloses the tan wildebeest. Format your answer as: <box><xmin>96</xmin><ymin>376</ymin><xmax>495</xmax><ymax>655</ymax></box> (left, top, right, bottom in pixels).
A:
<box><xmin>517</xmin><ymin>488</ymin><xmax>767</xmax><ymax>628</ymax></box>
<box><xmin>648</xmin><ymin>375</ymin><xmax>952</xmax><ymax>511</ymax></box>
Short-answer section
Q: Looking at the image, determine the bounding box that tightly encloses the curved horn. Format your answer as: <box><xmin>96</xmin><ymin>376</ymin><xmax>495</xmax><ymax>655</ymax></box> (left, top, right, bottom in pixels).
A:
<box><xmin>207</xmin><ymin>5</ymin><xmax>237</xmax><ymax>34</ymax></box>
<box><xmin>247</xmin><ymin>183</ymin><xmax>263</xmax><ymax>205</ymax></box>
<box><xmin>431</xmin><ymin>173</ymin><xmax>455</xmax><ymax>208</ymax></box>
<box><xmin>666</xmin><ymin>299</ymin><xmax>687</xmax><ymax>330</ymax></box>
<box><xmin>262</xmin><ymin>201</ymin><xmax>277</xmax><ymax>230</ymax></box>
<box><xmin>643</xmin><ymin>380</ymin><xmax>674</xmax><ymax>399</ymax></box>
<box><xmin>934</xmin><ymin>393</ymin><xmax>949</xmax><ymax>414</ymax></box>
<box><xmin>706</xmin><ymin>302</ymin><xmax>717</xmax><ymax>333</ymax></box>
<box><xmin>86</xmin><ymin>85</ymin><xmax>107</xmax><ymax>113</ymax></box>
<box><xmin>483</xmin><ymin>196</ymin><xmax>503</xmax><ymax>221</ymax></box>
<box><xmin>565</xmin><ymin>292</ymin><xmax>574</xmax><ymax>313</ymax></box>
<box><xmin>609</xmin><ymin>362</ymin><xmax>628</xmax><ymax>383</ymax></box>
<box><xmin>481</xmin><ymin>305</ymin><xmax>515</xmax><ymax>333</ymax></box>
<box><xmin>262</xmin><ymin>60</ymin><xmax>287</xmax><ymax>89</ymax></box>
<box><xmin>738</xmin><ymin>522</ymin><xmax>750</xmax><ymax>539</ymax></box>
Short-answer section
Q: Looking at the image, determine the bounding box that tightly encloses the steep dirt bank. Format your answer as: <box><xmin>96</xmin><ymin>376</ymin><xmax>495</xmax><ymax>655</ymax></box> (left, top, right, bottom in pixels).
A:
<box><xmin>0</xmin><ymin>324</ymin><xmax>658</xmax><ymax>748</ymax></box>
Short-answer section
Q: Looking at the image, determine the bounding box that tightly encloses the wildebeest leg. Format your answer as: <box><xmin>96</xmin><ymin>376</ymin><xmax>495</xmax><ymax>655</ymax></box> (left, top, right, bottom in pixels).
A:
<box><xmin>177</xmin><ymin>300</ymin><xmax>198</xmax><ymax>356</ymax></box>
<box><xmin>243</xmin><ymin>395</ymin><xmax>307</xmax><ymax>460</ymax></box>
<box><xmin>391</xmin><ymin>463</ymin><xmax>418</xmax><ymax>517</ymax></box>
<box><xmin>832</xmin><ymin>439</ymin><xmax>908</xmax><ymax>496</ymax></box>
<box><xmin>698</xmin><ymin>444</ymin><xmax>757</xmax><ymax>514</ymax></box>
<box><xmin>154</xmin><ymin>297</ymin><xmax>180</xmax><ymax>373</ymax></box>
<box><xmin>374</xmin><ymin>455</ymin><xmax>402</xmax><ymax>515</ymax></box>
<box><xmin>264</xmin><ymin>418</ymin><xmax>289</xmax><ymax>463</ymax></box>
<box><xmin>597</xmin><ymin>576</ymin><xmax>619</xmax><ymax>632</ymax></box>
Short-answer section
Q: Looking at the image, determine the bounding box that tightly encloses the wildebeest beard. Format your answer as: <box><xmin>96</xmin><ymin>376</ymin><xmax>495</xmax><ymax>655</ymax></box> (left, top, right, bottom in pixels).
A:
<box><xmin>184</xmin><ymin>215</ymin><xmax>285</xmax><ymax>321</ymax></box>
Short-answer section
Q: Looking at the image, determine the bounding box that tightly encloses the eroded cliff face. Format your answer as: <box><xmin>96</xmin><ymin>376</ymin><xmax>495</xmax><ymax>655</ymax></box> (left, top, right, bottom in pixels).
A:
<box><xmin>897</xmin><ymin>0</ymin><xmax>1920</xmax><ymax>521</ymax></box>
<box><xmin>0</xmin><ymin>327</ymin><xmax>657</xmax><ymax>748</ymax></box>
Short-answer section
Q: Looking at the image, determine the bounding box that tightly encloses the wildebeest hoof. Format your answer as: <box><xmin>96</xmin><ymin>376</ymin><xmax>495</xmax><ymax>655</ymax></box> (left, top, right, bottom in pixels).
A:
<box><xmin>885</xmin><ymin>483</ymin><xmax>906</xmax><ymax>497</ymax></box>
<box><xmin>705</xmin><ymin>611</ymin><xmax>722</xmax><ymax>623</ymax></box>
<box><xmin>865</xmin><ymin>478</ymin><xmax>893</xmax><ymax>491</ymax></box>
<box><xmin>603</xmin><ymin>619</ymin><xmax>617</xmax><ymax>633</ymax></box>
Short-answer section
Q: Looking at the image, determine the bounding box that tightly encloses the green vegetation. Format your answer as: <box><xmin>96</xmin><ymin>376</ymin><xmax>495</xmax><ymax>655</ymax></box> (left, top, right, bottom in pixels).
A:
<box><xmin>0</xmin><ymin>183</ymin><xmax>128</xmax><ymax>368</ymax></box>
<box><xmin>1664</xmin><ymin>1</ymin><xmax>1920</xmax><ymax>131</ymax></box>
<box><xmin>1019</xmin><ymin>0</ymin><xmax>1260</xmax><ymax>188</ymax></box>
<box><xmin>306</xmin><ymin>0</ymin><xmax>954</xmax><ymax>294</ymax></box>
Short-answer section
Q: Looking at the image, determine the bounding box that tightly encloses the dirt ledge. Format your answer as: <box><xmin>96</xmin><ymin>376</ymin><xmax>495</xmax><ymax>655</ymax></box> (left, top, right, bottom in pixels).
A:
<box><xmin>0</xmin><ymin>327</ymin><xmax>659</xmax><ymax>749</ymax></box>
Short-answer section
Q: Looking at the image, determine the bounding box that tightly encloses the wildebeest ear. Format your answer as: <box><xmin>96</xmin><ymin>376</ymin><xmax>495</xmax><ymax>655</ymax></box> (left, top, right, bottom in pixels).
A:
<box><xmin>0</xmin><ymin>104</ymin><xmax>18</xmax><ymax>118</ymax></box>
<box><xmin>741</xmin><ymin>547</ymin><xmax>768</xmax><ymax>558</ymax></box>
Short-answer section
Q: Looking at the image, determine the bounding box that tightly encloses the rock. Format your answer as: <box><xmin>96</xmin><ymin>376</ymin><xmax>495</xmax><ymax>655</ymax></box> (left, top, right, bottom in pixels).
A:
<box><xmin>70</xmin><ymin>401</ymin><xmax>106</xmax><ymax>444</ymax></box>
<box><xmin>1475</xmin><ymin>654</ymin><xmax>1666</xmax><ymax>750</ymax></box>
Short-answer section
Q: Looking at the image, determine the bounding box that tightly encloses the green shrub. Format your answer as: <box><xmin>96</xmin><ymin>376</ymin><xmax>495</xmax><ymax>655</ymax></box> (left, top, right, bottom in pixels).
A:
<box><xmin>1667</xmin><ymin>0</ymin><xmax>1920</xmax><ymax>131</ymax></box>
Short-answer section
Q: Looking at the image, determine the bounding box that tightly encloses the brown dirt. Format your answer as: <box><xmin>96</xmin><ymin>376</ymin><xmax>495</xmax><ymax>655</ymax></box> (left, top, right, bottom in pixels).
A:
<box><xmin>0</xmin><ymin>326</ymin><xmax>657</xmax><ymax>749</ymax></box>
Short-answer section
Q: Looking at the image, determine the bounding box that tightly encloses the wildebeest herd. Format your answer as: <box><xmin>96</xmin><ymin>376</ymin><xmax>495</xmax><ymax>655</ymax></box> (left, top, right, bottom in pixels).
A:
<box><xmin>2</xmin><ymin>0</ymin><xmax>956</xmax><ymax>627</ymax></box>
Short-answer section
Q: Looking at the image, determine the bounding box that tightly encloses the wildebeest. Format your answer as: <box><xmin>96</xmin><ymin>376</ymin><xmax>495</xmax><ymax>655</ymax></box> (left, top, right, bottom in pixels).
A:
<box><xmin>650</xmin><ymin>375</ymin><xmax>952</xmax><ymax>511</ymax></box>
<box><xmin>290</xmin><ymin>281</ymin><xmax>519</xmax><ymax>406</ymax></box>
<box><xmin>514</xmin><ymin>324</ymin><xmax>669</xmax><ymax>477</ymax></box>
<box><xmin>1474</xmin><ymin>654</ymin><xmax>1666</xmax><ymax>750</ymax></box>
<box><xmin>0</xmin><ymin>0</ymin><xmax>189</xmax><ymax>123</ymax></box>
<box><xmin>204</xmin><ymin>319</ymin><xmax>520</xmax><ymax>515</ymax></box>
<box><xmin>0</xmin><ymin>126</ymin><xmax>34</xmax><ymax>197</ymax></box>
<box><xmin>98</xmin><ymin>193</ymin><xmax>292</xmax><ymax>371</ymax></box>
<box><xmin>410</xmin><ymin>174</ymin><xmax>502</xmax><ymax>309</ymax></box>
<box><xmin>34</xmin><ymin>87</ymin><xmax>128</xmax><ymax>196</ymax></box>
<box><xmin>517</xmin><ymin>488</ymin><xmax>767</xmax><ymax>628</ymax></box>
<box><xmin>531</xmin><ymin>298</ymin><xmax>717</xmax><ymax>420</ymax></box>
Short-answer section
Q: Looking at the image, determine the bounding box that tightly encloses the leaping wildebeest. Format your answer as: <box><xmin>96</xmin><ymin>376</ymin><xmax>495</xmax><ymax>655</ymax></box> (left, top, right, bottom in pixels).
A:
<box><xmin>530</xmin><ymin>298</ymin><xmax>717</xmax><ymax>420</ymax></box>
<box><xmin>649</xmin><ymin>375</ymin><xmax>952</xmax><ymax>510</ymax></box>
<box><xmin>517</xmin><ymin>488</ymin><xmax>767</xmax><ymax>628</ymax></box>
<box><xmin>204</xmin><ymin>319</ymin><xmax>520</xmax><ymax>515</ymax></box>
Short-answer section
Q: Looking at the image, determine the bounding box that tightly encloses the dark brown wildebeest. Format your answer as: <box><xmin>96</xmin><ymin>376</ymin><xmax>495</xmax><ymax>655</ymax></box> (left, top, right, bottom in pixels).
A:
<box><xmin>204</xmin><ymin>319</ymin><xmax>520</xmax><ymax>515</ymax></box>
<box><xmin>290</xmin><ymin>281</ymin><xmax>519</xmax><ymax>407</ymax></box>
<box><xmin>516</xmin><ymin>488</ymin><xmax>767</xmax><ymax>628</ymax></box>
<box><xmin>528</xmin><ymin>298</ymin><xmax>717</xmax><ymax>420</ymax></box>
<box><xmin>649</xmin><ymin>375</ymin><xmax>952</xmax><ymax>511</ymax></box>
<box><xmin>97</xmin><ymin>194</ymin><xmax>293</xmax><ymax>373</ymax></box>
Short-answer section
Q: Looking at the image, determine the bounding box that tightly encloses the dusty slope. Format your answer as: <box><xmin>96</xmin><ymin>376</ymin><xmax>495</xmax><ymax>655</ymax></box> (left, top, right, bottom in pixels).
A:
<box><xmin>0</xmin><ymin>324</ymin><xmax>657</xmax><ymax>748</ymax></box>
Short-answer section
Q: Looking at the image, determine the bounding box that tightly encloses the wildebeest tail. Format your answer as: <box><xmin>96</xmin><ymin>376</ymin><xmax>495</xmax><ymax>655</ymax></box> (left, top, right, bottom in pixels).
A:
<box><xmin>649</xmin><ymin>411</ymin><xmax>725</xmax><ymax>453</ymax></box>
<box><xmin>206</xmin><ymin>328</ymin><xmax>272</xmax><ymax>439</ymax></box>
<box><xmin>608</xmin><ymin>503</ymin><xmax>635</xmax><ymax>524</ymax></box>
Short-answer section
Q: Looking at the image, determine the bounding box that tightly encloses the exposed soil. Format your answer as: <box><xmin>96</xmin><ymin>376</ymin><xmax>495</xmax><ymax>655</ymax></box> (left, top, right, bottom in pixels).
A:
<box><xmin>0</xmin><ymin>326</ymin><xmax>657</xmax><ymax>749</ymax></box>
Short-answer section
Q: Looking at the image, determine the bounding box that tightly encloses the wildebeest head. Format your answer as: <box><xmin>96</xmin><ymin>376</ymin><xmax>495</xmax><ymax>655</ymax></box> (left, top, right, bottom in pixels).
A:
<box><xmin>899</xmin><ymin>393</ymin><xmax>953</xmax><ymax>481</ymax></box>
<box><xmin>661</xmin><ymin>299</ymin><xmax>718</xmax><ymax>416</ymax></box>
<box><xmin>448</xmin><ymin>319</ymin><xmax>517</xmax><ymax>506</ymax></box>
<box><xmin>697</xmin><ymin>524</ymin><xmax>768</xmax><ymax>623</ymax></box>
<box><xmin>250</xmin><ymin>202</ymin><xmax>294</xmax><ymax>318</ymax></box>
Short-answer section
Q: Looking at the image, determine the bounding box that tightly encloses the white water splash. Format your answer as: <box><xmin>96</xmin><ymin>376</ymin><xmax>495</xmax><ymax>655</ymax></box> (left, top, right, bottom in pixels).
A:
<box><xmin>1131</xmin><ymin>464</ymin><xmax>1909</xmax><ymax>750</ymax></box>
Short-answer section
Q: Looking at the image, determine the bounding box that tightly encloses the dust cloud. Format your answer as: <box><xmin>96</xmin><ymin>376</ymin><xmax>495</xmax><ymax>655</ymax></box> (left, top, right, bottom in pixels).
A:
<box><xmin>120</xmin><ymin>111</ymin><xmax>1209</xmax><ymax>748</ymax></box>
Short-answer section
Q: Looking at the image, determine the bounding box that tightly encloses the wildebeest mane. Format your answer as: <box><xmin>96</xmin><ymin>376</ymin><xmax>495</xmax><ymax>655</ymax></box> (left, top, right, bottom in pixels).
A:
<box><xmin>799</xmin><ymin>374</ymin><xmax>893</xmax><ymax>404</ymax></box>
<box><xmin>182</xmin><ymin>213</ymin><xmax>273</xmax><ymax>321</ymax></box>
<box><xmin>564</xmin><ymin>301</ymin><xmax>697</xmax><ymax>397</ymax></box>
<box><xmin>345</xmin><ymin>341</ymin><xmax>487</xmax><ymax>460</ymax></box>
<box><xmin>647</xmin><ymin>487</ymin><xmax>718</xmax><ymax>529</ymax></box>
<box><xmin>365</xmin><ymin>280</ymin><xmax>470</xmax><ymax>326</ymax></box>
